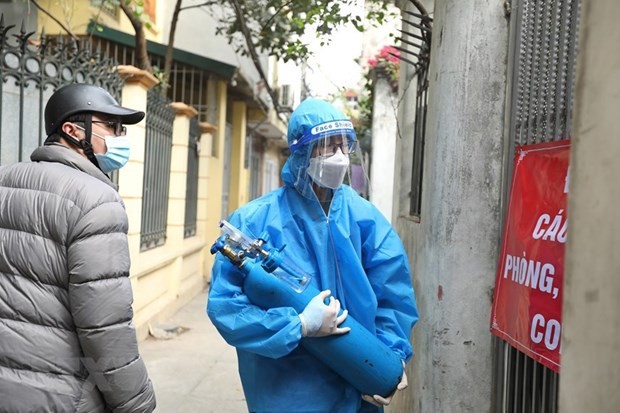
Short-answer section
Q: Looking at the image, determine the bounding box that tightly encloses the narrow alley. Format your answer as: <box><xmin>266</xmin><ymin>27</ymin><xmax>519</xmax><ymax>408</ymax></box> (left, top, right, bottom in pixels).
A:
<box><xmin>140</xmin><ymin>291</ymin><xmax>247</xmax><ymax>413</ymax></box>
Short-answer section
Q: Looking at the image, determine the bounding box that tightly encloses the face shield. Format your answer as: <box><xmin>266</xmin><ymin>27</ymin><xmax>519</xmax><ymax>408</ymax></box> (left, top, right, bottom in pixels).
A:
<box><xmin>343</xmin><ymin>141</ymin><xmax>369</xmax><ymax>198</ymax></box>
<box><xmin>307</xmin><ymin>134</ymin><xmax>356</xmax><ymax>189</ymax></box>
<box><xmin>290</xmin><ymin>131</ymin><xmax>369</xmax><ymax>200</ymax></box>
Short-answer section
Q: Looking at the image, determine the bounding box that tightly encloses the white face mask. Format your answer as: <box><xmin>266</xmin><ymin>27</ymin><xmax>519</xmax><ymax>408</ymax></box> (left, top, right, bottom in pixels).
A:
<box><xmin>94</xmin><ymin>135</ymin><xmax>131</xmax><ymax>173</ymax></box>
<box><xmin>75</xmin><ymin>124</ymin><xmax>131</xmax><ymax>173</ymax></box>
<box><xmin>306</xmin><ymin>148</ymin><xmax>350</xmax><ymax>189</ymax></box>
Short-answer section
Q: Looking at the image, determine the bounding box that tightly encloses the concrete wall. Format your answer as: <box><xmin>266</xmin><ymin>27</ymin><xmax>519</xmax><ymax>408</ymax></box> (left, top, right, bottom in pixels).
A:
<box><xmin>559</xmin><ymin>1</ymin><xmax>620</xmax><ymax>411</ymax></box>
<box><xmin>390</xmin><ymin>0</ymin><xmax>509</xmax><ymax>411</ymax></box>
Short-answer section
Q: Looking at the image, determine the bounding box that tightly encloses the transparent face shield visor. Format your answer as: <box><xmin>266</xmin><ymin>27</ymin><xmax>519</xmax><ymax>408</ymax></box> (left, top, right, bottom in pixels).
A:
<box><xmin>343</xmin><ymin>140</ymin><xmax>370</xmax><ymax>198</ymax></box>
<box><xmin>294</xmin><ymin>133</ymin><xmax>370</xmax><ymax>199</ymax></box>
<box><xmin>310</xmin><ymin>134</ymin><xmax>357</xmax><ymax>158</ymax></box>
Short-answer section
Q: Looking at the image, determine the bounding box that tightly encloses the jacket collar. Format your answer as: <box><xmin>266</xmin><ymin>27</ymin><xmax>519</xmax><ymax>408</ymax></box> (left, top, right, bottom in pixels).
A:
<box><xmin>30</xmin><ymin>143</ymin><xmax>117</xmax><ymax>190</ymax></box>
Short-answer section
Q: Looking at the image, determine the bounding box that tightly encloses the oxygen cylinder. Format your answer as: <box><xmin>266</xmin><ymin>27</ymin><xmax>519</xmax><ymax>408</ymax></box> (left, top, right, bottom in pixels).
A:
<box><xmin>239</xmin><ymin>256</ymin><xmax>403</xmax><ymax>397</ymax></box>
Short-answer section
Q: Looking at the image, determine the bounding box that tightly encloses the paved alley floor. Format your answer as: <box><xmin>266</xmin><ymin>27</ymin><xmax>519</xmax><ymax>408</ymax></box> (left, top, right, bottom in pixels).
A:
<box><xmin>140</xmin><ymin>290</ymin><xmax>247</xmax><ymax>413</ymax></box>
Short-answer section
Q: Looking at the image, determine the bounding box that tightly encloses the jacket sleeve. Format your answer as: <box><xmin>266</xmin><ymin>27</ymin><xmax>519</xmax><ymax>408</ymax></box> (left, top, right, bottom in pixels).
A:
<box><xmin>67</xmin><ymin>201</ymin><xmax>156</xmax><ymax>413</ymax></box>
<box><xmin>362</xmin><ymin>214</ymin><xmax>419</xmax><ymax>363</ymax></box>
<box><xmin>207</xmin><ymin>214</ymin><xmax>304</xmax><ymax>359</ymax></box>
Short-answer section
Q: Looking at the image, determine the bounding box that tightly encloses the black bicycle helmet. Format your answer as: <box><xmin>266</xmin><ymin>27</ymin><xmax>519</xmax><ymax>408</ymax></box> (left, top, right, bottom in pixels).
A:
<box><xmin>45</xmin><ymin>83</ymin><xmax>144</xmax><ymax>135</ymax></box>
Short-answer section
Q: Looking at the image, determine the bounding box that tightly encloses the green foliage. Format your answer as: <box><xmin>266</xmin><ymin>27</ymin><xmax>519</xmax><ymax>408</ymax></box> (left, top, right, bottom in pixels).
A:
<box><xmin>151</xmin><ymin>65</ymin><xmax>168</xmax><ymax>87</ymax></box>
<box><xmin>91</xmin><ymin>0</ymin><xmax>153</xmax><ymax>31</ymax></box>
<box><xmin>211</xmin><ymin>0</ymin><xmax>395</xmax><ymax>64</ymax></box>
<box><xmin>367</xmin><ymin>45</ymin><xmax>400</xmax><ymax>82</ymax></box>
<box><xmin>356</xmin><ymin>45</ymin><xmax>401</xmax><ymax>153</ymax></box>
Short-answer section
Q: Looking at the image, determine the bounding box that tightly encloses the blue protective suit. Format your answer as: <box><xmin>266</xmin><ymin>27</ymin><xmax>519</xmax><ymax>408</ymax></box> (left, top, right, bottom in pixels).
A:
<box><xmin>207</xmin><ymin>99</ymin><xmax>418</xmax><ymax>413</ymax></box>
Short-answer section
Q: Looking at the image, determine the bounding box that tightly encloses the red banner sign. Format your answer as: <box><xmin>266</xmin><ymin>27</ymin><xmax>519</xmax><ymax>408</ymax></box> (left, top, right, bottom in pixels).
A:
<box><xmin>491</xmin><ymin>140</ymin><xmax>570</xmax><ymax>372</ymax></box>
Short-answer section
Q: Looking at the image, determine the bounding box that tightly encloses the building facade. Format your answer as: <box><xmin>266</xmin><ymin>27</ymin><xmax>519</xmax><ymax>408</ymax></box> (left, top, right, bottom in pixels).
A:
<box><xmin>0</xmin><ymin>0</ymin><xmax>299</xmax><ymax>341</ymax></box>
<box><xmin>388</xmin><ymin>0</ymin><xmax>619</xmax><ymax>411</ymax></box>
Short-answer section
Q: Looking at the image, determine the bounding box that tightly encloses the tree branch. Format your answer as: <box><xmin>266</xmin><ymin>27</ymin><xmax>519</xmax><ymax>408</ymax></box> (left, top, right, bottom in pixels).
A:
<box><xmin>163</xmin><ymin>0</ymin><xmax>183</xmax><ymax>91</ymax></box>
<box><xmin>260</xmin><ymin>0</ymin><xmax>295</xmax><ymax>33</ymax></box>
<box><xmin>88</xmin><ymin>0</ymin><xmax>110</xmax><ymax>41</ymax></box>
<box><xmin>179</xmin><ymin>1</ymin><xmax>217</xmax><ymax>12</ymax></box>
<box><xmin>30</xmin><ymin>0</ymin><xmax>78</xmax><ymax>40</ymax></box>
<box><xmin>120</xmin><ymin>1</ymin><xmax>153</xmax><ymax>72</ymax></box>
<box><xmin>229</xmin><ymin>0</ymin><xmax>284</xmax><ymax>115</ymax></box>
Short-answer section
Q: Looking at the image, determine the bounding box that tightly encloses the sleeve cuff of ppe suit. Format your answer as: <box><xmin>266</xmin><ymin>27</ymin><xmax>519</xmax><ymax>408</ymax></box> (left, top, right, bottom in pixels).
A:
<box><xmin>298</xmin><ymin>314</ymin><xmax>307</xmax><ymax>337</ymax></box>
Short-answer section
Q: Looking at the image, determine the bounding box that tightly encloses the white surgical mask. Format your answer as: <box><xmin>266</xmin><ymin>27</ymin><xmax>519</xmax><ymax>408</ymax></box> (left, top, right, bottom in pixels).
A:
<box><xmin>75</xmin><ymin>124</ymin><xmax>131</xmax><ymax>173</ymax></box>
<box><xmin>306</xmin><ymin>148</ymin><xmax>350</xmax><ymax>189</ymax></box>
<box><xmin>95</xmin><ymin>135</ymin><xmax>131</xmax><ymax>173</ymax></box>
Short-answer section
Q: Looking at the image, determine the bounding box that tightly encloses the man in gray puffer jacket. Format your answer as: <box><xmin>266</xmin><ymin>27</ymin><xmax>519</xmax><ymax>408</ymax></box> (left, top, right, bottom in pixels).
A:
<box><xmin>0</xmin><ymin>84</ymin><xmax>156</xmax><ymax>412</ymax></box>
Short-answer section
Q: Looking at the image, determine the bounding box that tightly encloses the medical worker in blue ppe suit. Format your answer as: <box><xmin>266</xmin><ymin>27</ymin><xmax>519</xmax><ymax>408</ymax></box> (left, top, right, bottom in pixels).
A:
<box><xmin>207</xmin><ymin>98</ymin><xmax>418</xmax><ymax>413</ymax></box>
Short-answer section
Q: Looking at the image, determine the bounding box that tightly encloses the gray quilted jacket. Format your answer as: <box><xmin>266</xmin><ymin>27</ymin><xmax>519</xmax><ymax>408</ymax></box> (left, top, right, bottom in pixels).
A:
<box><xmin>0</xmin><ymin>144</ymin><xmax>156</xmax><ymax>412</ymax></box>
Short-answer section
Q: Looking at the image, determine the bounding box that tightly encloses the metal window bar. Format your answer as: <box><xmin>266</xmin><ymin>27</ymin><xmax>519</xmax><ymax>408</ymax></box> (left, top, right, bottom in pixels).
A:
<box><xmin>140</xmin><ymin>88</ymin><xmax>174</xmax><ymax>250</ymax></box>
<box><xmin>184</xmin><ymin>117</ymin><xmax>200</xmax><ymax>238</ymax></box>
<box><xmin>496</xmin><ymin>338</ymin><xmax>561</xmax><ymax>413</ymax></box>
<box><xmin>496</xmin><ymin>0</ymin><xmax>580</xmax><ymax>411</ymax></box>
<box><xmin>165</xmin><ymin>58</ymin><xmax>208</xmax><ymax>121</ymax></box>
<box><xmin>0</xmin><ymin>18</ymin><xmax>122</xmax><ymax>166</ymax></box>
<box><xmin>514</xmin><ymin>0</ymin><xmax>580</xmax><ymax>146</ymax></box>
<box><xmin>409</xmin><ymin>66</ymin><xmax>428</xmax><ymax>217</ymax></box>
<box><xmin>401</xmin><ymin>4</ymin><xmax>432</xmax><ymax>218</ymax></box>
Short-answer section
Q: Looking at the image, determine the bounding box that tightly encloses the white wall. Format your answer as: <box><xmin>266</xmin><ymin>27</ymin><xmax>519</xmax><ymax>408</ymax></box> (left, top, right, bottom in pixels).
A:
<box><xmin>369</xmin><ymin>76</ymin><xmax>398</xmax><ymax>223</ymax></box>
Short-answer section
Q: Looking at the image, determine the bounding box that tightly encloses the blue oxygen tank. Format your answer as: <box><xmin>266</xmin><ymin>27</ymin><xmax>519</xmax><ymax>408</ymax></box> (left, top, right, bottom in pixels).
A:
<box><xmin>211</xmin><ymin>221</ymin><xmax>403</xmax><ymax>397</ymax></box>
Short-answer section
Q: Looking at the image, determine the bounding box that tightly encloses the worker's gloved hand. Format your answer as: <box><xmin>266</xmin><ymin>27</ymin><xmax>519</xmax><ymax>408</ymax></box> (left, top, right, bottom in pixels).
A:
<box><xmin>361</xmin><ymin>360</ymin><xmax>408</xmax><ymax>407</ymax></box>
<box><xmin>299</xmin><ymin>290</ymin><xmax>351</xmax><ymax>337</ymax></box>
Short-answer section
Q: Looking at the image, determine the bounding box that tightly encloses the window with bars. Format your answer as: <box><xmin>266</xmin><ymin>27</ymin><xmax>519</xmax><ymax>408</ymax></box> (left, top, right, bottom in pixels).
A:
<box><xmin>86</xmin><ymin>35</ymin><xmax>211</xmax><ymax>121</ymax></box>
<box><xmin>184</xmin><ymin>117</ymin><xmax>200</xmax><ymax>238</ymax></box>
<box><xmin>263</xmin><ymin>159</ymin><xmax>279</xmax><ymax>194</ymax></box>
<box><xmin>495</xmin><ymin>1</ymin><xmax>581</xmax><ymax>412</ymax></box>
<box><xmin>249</xmin><ymin>150</ymin><xmax>261</xmax><ymax>200</ymax></box>
<box><xmin>162</xmin><ymin>59</ymin><xmax>209</xmax><ymax>121</ymax></box>
<box><xmin>140</xmin><ymin>89</ymin><xmax>175</xmax><ymax>251</ymax></box>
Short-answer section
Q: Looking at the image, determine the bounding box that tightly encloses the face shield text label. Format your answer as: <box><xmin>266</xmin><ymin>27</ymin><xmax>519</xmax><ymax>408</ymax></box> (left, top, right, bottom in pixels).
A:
<box><xmin>309</xmin><ymin>121</ymin><xmax>354</xmax><ymax>137</ymax></box>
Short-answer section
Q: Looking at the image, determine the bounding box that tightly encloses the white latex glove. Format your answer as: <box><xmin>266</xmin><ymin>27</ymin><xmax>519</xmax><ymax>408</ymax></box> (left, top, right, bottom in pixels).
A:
<box><xmin>299</xmin><ymin>290</ymin><xmax>351</xmax><ymax>337</ymax></box>
<box><xmin>361</xmin><ymin>360</ymin><xmax>408</xmax><ymax>407</ymax></box>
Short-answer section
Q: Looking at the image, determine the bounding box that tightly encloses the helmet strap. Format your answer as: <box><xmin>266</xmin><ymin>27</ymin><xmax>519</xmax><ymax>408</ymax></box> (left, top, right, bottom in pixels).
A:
<box><xmin>78</xmin><ymin>116</ymin><xmax>101</xmax><ymax>170</ymax></box>
<box><xmin>51</xmin><ymin>115</ymin><xmax>101</xmax><ymax>170</ymax></box>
